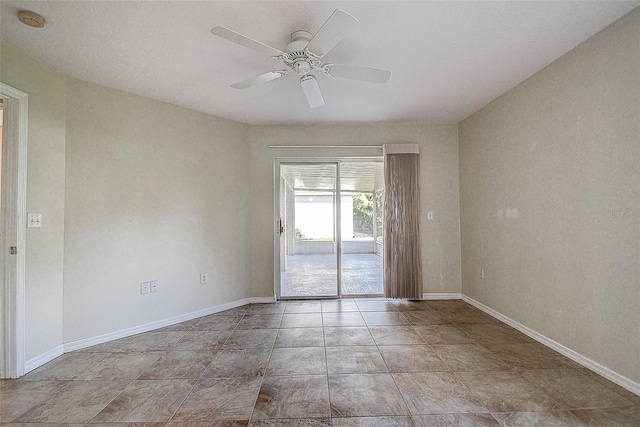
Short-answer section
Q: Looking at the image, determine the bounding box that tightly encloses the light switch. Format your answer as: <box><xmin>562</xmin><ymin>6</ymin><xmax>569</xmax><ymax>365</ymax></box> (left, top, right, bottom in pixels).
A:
<box><xmin>427</xmin><ymin>211</ymin><xmax>433</xmax><ymax>221</ymax></box>
<box><xmin>27</xmin><ymin>213</ymin><xmax>42</xmax><ymax>228</ymax></box>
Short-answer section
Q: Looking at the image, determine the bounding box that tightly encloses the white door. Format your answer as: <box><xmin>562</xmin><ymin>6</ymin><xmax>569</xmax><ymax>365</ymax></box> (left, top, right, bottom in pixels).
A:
<box><xmin>0</xmin><ymin>84</ymin><xmax>28</xmax><ymax>378</ymax></box>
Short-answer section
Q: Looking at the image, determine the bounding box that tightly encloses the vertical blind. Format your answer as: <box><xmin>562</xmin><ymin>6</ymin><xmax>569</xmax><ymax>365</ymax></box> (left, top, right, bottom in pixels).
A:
<box><xmin>383</xmin><ymin>144</ymin><xmax>423</xmax><ymax>299</ymax></box>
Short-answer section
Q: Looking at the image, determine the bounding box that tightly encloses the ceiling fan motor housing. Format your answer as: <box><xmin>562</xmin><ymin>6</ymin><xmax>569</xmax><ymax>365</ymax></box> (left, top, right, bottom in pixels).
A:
<box><xmin>284</xmin><ymin>31</ymin><xmax>316</xmax><ymax>75</ymax></box>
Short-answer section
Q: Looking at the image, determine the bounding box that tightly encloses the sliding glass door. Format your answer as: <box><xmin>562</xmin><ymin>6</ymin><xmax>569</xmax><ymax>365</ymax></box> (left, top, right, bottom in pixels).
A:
<box><xmin>278</xmin><ymin>163</ymin><xmax>339</xmax><ymax>298</ymax></box>
<box><xmin>339</xmin><ymin>161</ymin><xmax>384</xmax><ymax>296</ymax></box>
<box><xmin>275</xmin><ymin>159</ymin><xmax>383</xmax><ymax>299</ymax></box>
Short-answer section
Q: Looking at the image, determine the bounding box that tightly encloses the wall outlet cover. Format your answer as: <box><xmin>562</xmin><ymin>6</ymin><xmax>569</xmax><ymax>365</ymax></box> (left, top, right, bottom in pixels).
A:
<box><xmin>150</xmin><ymin>280</ymin><xmax>159</xmax><ymax>293</ymax></box>
<box><xmin>140</xmin><ymin>282</ymin><xmax>150</xmax><ymax>294</ymax></box>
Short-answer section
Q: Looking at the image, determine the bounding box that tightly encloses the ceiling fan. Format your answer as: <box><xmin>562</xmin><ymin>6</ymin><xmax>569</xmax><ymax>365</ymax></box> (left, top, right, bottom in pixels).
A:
<box><xmin>211</xmin><ymin>9</ymin><xmax>391</xmax><ymax>108</ymax></box>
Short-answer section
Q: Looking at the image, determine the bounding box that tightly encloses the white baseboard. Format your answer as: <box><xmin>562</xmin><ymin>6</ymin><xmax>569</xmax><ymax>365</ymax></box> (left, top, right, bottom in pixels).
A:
<box><xmin>462</xmin><ymin>294</ymin><xmax>640</xmax><ymax>397</ymax></box>
<box><xmin>250</xmin><ymin>296</ymin><xmax>277</xmax><ymax>303</ymax></box>
<box><xmin>422</xmin><ymin>293</ymin><xmax>462</xmax><ymax>300</ymax></box>
<box><xmin>25</xmin><ymin>296</ymin><xmax>278</xmax><ymax>373</ymax></box>
<box><xmin>64</xmin><ymin>297</ymin><xmax>279</xmax><ymax>353</ymax></box>
<box><xmin>64</xmin><ymin>298</ymin><xmax>245</xmax><ymax>352</ymax></box>
<box><xmin>25</xmin><ymin>345</ymin><xmax>64</xmax><ymax>374</ymax></box>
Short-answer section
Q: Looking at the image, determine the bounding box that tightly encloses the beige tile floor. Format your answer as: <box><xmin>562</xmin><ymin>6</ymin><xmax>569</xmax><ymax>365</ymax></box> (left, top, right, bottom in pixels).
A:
<box><xmin>1</xmin><ymin>299</ymin><xmax>639</xmax><ymax>426</ymax></box>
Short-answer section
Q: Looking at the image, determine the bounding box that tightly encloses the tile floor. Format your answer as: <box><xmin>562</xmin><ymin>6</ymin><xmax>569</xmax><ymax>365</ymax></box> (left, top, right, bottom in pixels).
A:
<box><xmin>1</xmin><ymin>299</ymin><xmax>639</xmax><ymax>426</ymax></box>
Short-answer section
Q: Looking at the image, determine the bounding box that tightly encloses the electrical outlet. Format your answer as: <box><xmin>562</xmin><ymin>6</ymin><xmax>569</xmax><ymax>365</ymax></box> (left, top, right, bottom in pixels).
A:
<box><xmin>150</xmin><ymin>280</ymin><xmax>159</xmax><ymax>293</ymax></box>
<box><xmin>480</xmin><ymin>268</ymin><xmax>485</xmax><ymax>279</ymax></box>
<box><xmin>200</xmin><ymin>273</ymin><xmax>208</xmax><ymax>284</ymax></box>
<box><xmin>427</xmin><ymin>211</ymin><xmax>433</xmax><ymax>221</ymax></box>
<box><xmin>140</xmin><ymin>282</ymin><xmax>150</xmax><ymax>294</ymax></box>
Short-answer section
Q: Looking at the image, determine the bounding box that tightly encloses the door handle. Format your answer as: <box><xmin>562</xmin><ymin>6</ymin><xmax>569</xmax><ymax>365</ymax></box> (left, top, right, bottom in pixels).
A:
<box><xmin>278</xmin><ymin>219</ymin><xmax>284</xmax><ymax>235</ymax></box>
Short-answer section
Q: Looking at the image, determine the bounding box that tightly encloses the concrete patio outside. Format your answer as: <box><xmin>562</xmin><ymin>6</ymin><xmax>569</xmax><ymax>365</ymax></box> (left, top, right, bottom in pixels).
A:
<box><xmin>281</xmin><ymin>253</ymin><xmax>383</xmax><ymax>297</ymax></box>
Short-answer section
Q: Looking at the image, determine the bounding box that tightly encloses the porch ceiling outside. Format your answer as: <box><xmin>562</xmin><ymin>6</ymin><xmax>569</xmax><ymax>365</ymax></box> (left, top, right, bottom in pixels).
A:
<box><xmin>281</xmin><ymin>162</ymin><xmax>383</xmax><ymax>193</ymax></box>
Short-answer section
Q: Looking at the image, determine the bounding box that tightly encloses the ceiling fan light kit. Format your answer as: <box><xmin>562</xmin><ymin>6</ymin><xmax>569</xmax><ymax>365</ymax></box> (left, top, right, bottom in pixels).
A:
<box><xmin>211</xmin><ymin>9</ymin><xmax>391</xmax><ymax>108</ymax></box>
<box><xmin>300</xmin><ymin>75</ymin><xmax>325</xmax><ymax>108</ymax></box>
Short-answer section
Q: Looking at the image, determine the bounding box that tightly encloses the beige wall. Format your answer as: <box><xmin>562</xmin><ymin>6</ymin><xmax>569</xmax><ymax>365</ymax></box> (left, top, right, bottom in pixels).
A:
<box><xmin>249</xmin><ymin>124</ymin><xmax>461</xmax><ymax>298</ymax></box>
<box><xmin>0</xmin><ymin>42</ymin><xmax>67</xmax><ymax>359</ymax></box>
<box><xmin>459</xmin><ymin>9</ymin><xmax>640</xmax><ymax>383</ymax></box>
<box><xmin>63</xmin><ymin>79</ymin><xmax>251</xmax><ymax>342</ymax></box>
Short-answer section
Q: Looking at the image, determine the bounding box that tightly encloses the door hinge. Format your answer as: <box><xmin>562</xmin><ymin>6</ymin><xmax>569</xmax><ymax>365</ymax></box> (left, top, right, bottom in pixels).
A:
<box><xmin>10</xmin><ymin>246</ymin><xmax>17</xmax><ymax>255</ymax></box>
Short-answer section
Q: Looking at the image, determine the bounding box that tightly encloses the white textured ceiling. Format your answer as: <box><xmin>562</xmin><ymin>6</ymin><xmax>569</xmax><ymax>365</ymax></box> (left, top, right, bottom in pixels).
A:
<box><xmin>0</xmin><ymin>1</ymin><xmax>638</xmax><ymax>125</ymax></box>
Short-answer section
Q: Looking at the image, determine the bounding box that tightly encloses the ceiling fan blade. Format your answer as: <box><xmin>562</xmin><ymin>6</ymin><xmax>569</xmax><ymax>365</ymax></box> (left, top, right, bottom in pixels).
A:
<box><xmin>300</xmin><ymin>75</ymin><xmax>325</xmax><ymax>108</ymax></box>
<box><xmin>212</xmin><ymin>26</ymin><xmax>283</xmax><ymax>57</ymax></box>
<box><xmin>306</xmin><ymin>9</ymin><xmax>358</xmax><ymax>57</ymax></box>
<box><xmin>231</xmin><ymin>70</ymin><xmax>289</xmax><ymax>89</ymax></box>
<box><xmin>325</xmin><ymin>64</ymin><xmax>391</xmax><ymax>84</ymax></box>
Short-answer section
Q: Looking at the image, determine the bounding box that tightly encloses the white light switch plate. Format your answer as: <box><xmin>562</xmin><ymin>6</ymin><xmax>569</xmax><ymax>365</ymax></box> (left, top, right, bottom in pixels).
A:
<box><xmin>427</xmin><ymin>211</ymin><xmax>433</xmax><ymax>221</ymax></box>
<box><xmin>27</xmin><ymin>212</ymin><xmax>42</xmax><ymax>228</ymax></box>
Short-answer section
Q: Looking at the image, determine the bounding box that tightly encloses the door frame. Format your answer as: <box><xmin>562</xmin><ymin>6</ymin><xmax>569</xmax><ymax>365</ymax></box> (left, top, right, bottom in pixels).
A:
<box><xmin>275</xmin><ymin>160</ymin><xmax>341</xmax><ymax>300</ymax></box>
<box><xmin>0</xmin><ymin>83</ymin><xmax>28</xmax><ymax>378</ymax></box>
<box><xmin>273</xmin><ymin>157</ymin><xmax>382</xmax><ymax>300</ymax></box>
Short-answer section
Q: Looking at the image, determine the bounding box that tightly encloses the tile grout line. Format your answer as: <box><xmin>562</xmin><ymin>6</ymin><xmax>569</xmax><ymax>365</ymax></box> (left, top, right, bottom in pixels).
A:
<box><xmin>322</xmin><ymin>301</ymin><xmax>333</xmax><ymax>423</ymax></box>
<box><xmin>165</xmin><ymin>305</ymin><xmax>249</xmax><ymax>424</ymax></box>
<box><xmin>375</xmin><ymin>299</ymin><xmax>415</xmax><ymax>418</ymax></box>
<box><xmin>247</xmin><ymin>302</ymin><xmax>284</xmax><ymax>423</ymax></box>
<box><xmin>82</xmin><ymin>329</ymin><xmax>179</xmax><ymax>424</ymax></box>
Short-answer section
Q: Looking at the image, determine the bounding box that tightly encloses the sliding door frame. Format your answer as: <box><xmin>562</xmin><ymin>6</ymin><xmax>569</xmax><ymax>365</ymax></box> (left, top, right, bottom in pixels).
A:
<box><xmin>273</xmin><ymin>157</ymin><xmax>382</xmax><ymax>300</ymax></box>
<box><xmin>275</xmin><ymin>160</ymin><xmax>340</xmax><ymax>300</ymax></box>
